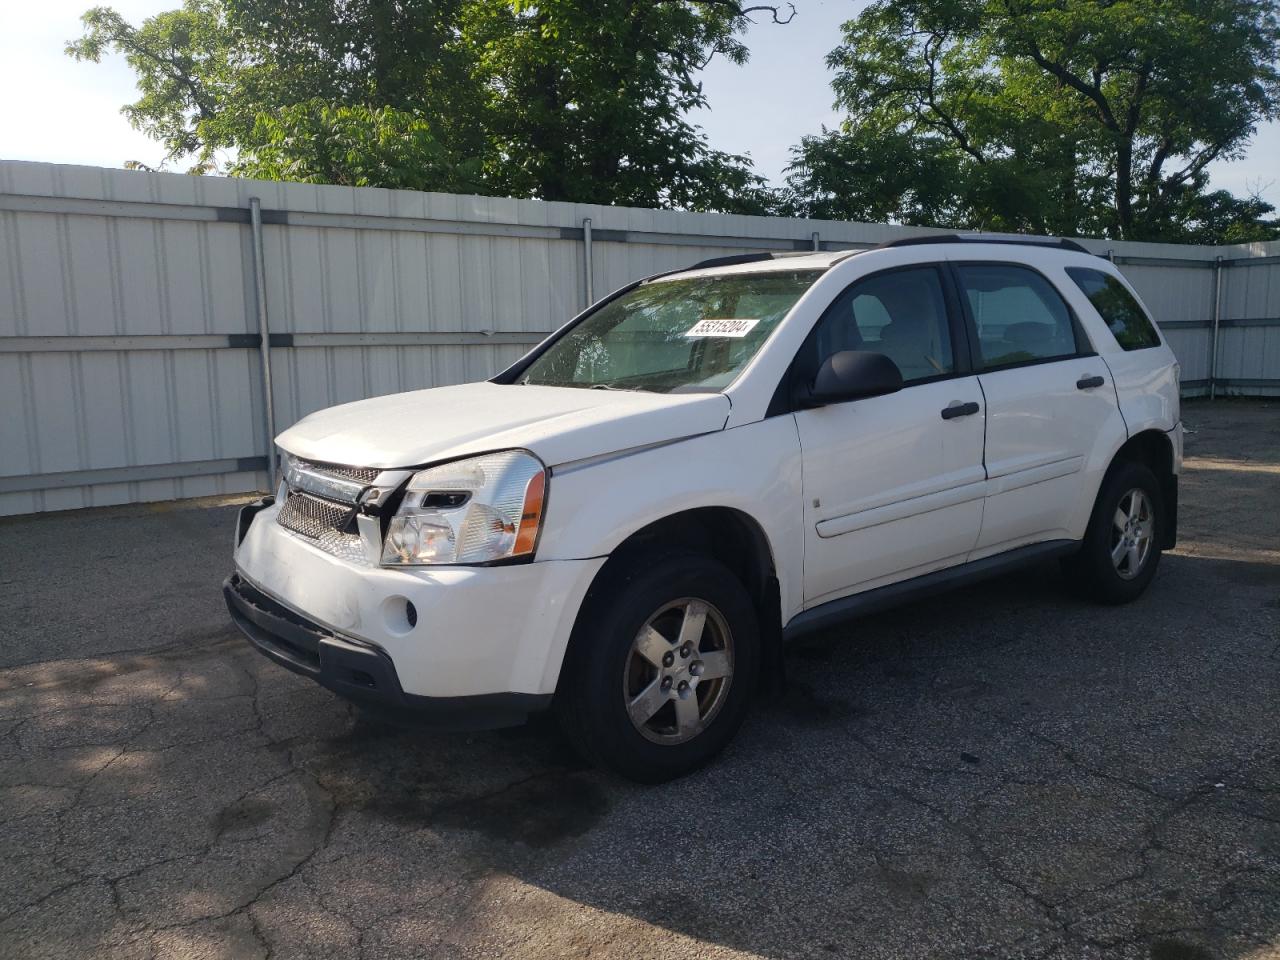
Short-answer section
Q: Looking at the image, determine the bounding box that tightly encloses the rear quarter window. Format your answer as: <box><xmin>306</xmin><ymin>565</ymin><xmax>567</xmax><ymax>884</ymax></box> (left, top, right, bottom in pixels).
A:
<box><xmin>1066</xmin><ymin>268</ymin><xmax>1161</xmax><ymax>351</ymax></box>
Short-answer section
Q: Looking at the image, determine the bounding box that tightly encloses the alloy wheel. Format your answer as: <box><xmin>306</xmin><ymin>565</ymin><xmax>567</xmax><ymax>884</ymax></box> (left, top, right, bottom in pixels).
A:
<box><xmin>622</xmin><ymin>598</ymin><xmax>734</xmax><ymax>745</ymax></box>
<box><xmin>1111</xmin><ymin>487</ymin><xmax>1155</xmax><ymax>580</ymax></box>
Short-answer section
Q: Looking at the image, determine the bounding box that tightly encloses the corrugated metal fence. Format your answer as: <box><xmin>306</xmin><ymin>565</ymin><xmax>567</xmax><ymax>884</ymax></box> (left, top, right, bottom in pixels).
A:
<box><xmin>2</xmin><ymin>160</ymin><xmax>1278</xmax><ymax>515</ymax></box>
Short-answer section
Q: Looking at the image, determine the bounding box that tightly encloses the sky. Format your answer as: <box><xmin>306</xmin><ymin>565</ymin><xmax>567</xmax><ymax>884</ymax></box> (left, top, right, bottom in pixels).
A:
<box><xmin>3</xmin><ymin>0</ymin><xmax>1277</xmax><ymax>209</ymax></box>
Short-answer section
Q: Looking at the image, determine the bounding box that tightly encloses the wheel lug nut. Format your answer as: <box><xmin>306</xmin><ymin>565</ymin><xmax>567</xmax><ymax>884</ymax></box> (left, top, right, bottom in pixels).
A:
<box><xmin>661</xmin><ymin>677</ymin><xmax>672</xmax><ymax>691</ymax></box>
<box><xmin>678</xmin><ymin>680</ymin><xmax>689</xmax><ymax>692</ymax></box>
<box><xmin>662</xmin><ymin>652</ymin><xmax>674</xmax><ymax>667</ymax></box>
<box><xmin>680</xmin><ymin>644</ymin><xmax>691</xmax><ymax>658</ymax></box>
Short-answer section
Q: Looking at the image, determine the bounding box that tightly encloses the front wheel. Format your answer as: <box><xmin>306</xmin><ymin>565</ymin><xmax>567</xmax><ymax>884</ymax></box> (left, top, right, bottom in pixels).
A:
<box><xmin>1063</xmin><ymin>460</ymin><xmax>1164</xmax><ymax>604</ymax></box>
<box><xmin>557</xmin><ymin>552</ymin><xmax>761</xmax><ymax>783</ymax></box>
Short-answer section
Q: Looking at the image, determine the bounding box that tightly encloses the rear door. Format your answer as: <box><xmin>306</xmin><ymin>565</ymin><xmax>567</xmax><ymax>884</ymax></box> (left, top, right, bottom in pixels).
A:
<box><xmin>951</xmin><ymin>261</ymin><xmax>1125</xmax><ymax>555</ymax></box>
<box><xmin>793</xmin><ymin>264</ymin><xmax>987</xmax><ymax>605</ymax></box>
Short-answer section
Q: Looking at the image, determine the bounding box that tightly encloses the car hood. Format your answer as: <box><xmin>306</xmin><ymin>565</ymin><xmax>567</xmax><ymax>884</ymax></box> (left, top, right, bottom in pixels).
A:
<box><xmin>275</xmin><ymin>381</ymin><xmax>731</xmax><ymax>470</ymax></box>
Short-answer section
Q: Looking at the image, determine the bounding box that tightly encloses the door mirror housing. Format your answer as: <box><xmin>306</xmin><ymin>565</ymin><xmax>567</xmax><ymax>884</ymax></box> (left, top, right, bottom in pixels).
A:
<box><xmin>808</xmin><ymin>350</ymin><xmax>904</xmax><ymax>406</ymax></box>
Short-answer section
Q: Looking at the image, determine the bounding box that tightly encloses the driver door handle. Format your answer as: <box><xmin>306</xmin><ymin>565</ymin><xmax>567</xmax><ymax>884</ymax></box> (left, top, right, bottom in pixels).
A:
<box><xmin>1077</xmin><ymin>375</ymin><xmax>1105</xmax><ymax>390</ymax></box>
<box><xmin>941</xmin><ymin>401</ymin><xmax>980</xmax><ymax>420</ymax></box>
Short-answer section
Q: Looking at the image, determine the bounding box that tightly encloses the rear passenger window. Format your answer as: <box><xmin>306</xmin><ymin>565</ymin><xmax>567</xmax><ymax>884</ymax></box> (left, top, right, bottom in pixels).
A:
<box><xmin>810</xmin><ymin>266</ymin><xmax>955</xmax><ymax>384</ymax></box>
<box><xmin>1066</xmin><ymin>267</ymin><xmax>1161</xmax><ymax>350</ymax></box>
<box><xmin>956</xmin><ymin>264</ymin><xmax>1082</xmax><ymax>369</ymax></box>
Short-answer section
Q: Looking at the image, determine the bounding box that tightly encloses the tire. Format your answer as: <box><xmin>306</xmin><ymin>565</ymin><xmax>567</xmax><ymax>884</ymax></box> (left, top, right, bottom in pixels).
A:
<box><xmin>556</xmin><ymin>551</ymin><xmax>761</xmax><ymax>783</ymax></box>
<box><xmin>1062</xmin><ymin>460</ymin><xmax>1164</xmax><ymax>604</ymax></box>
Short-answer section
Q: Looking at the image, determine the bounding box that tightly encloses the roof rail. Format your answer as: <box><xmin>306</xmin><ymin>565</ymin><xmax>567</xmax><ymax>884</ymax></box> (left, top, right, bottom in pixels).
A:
<box><xmin>876</xmin><ymin>234</ymin><xmax>1095</xmax><ymax>255</ymax></box>
<box><xmin>685</xmin><ymin>253</ymin><xmax>776</xmax><ymax>270</ymax></box>
<box><xmin>683</xmin><ymin>250</ymin><xmax>821</xmax><ymax>271</ymax></box>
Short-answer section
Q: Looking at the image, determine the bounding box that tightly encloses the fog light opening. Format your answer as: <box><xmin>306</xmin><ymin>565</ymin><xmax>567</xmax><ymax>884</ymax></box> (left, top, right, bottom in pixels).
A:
<box><xmin>381</xmin><ymin>595</ymin><xmax>417</xmax><ymax>636</ymax></box>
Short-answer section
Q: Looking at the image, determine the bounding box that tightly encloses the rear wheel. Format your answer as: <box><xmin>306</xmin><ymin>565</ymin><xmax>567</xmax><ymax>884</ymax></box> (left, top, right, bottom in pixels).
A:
<box><xmin>557</xmin><ymin>552</ymin><xmax>760</xmax><ymax>783</ymax></box>
<box><xmin>1063</xmin><ymin>460</ymin><xmax>1164</xmax><ymax>603</ymax></box>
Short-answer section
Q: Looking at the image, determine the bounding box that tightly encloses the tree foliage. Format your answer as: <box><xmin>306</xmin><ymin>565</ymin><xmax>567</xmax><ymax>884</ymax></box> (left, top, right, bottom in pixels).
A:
<box><xmin>67</xmin><ymin>0</ymin><xmax>787</xmax><ymax>212</ymax></box>
<box><xmin>782</xmin><ymin>0</ymin><xmax>1280</xmax><ymax>241</ymax></box>
<box><xmin>70</xmin><ymin>0</ymin><xmax>1280</xmax><ymax>238</ymax></box>
<box><xmin>461</xmin><ymin>0</ymin><xmax>783</xmax><ymax>210</ymax></box>
<box><xmin>233</xmin><ymin>103</ymin><xmax>485</xmax><ymax>192</ymax></box>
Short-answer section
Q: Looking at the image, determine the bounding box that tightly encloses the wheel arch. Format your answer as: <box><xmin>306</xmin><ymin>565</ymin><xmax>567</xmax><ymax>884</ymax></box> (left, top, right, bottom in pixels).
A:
<box><xmin>1108</xmin><ymin>428</ymin><xmax>1177</xmax><ymax>549</ymax></box>
<box><xmin>620</xmin><ymin>505</ymin><xmax>777</xmax><ymax>599</ymax></box>
<box><xmin>556</xmin><ymin>506</ymin><xmax>784</xmax><ymax>699</ymax></box>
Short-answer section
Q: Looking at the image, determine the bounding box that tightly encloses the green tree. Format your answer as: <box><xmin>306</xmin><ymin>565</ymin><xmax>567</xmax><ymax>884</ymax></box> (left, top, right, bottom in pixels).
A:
<box><xmin>460</xmin><ymin>0</ymin><xmax>784</xmax><ymax>211</ymax></box>
<box><xmin>1141</xmin><ymin>184</ymin><xmax>1280</xmax><ymax>244</ymax></box>
<box><xmin>67</xmin><ymin>0</ymin><xmax>788</xmax><ymax>212</ymax></box>
<box><xmin>234</xmin><ymin>103</ymin><xmax>485</xmax><ymax>192</ymax></box>
<box><xmin>783</xmin><ymin>0</ymin><xmax>1280</xmax><ymax>240</ymax></box>
<box><xmin>67</xmin><ymin>0</ymin><xmax>485</xmax><ymax>176</ymax></box>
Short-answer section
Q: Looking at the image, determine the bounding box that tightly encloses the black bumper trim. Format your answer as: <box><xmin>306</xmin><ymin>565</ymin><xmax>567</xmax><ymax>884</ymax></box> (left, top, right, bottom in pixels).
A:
<box><xmin>235</xmin><ymin>496</ymin><xmax>274</xmax><ymax>546</ymax></box>
<box><xmin>223</xmin><ymin>573</ymin><xmax>551</xmax><ymax>730</ymax></box>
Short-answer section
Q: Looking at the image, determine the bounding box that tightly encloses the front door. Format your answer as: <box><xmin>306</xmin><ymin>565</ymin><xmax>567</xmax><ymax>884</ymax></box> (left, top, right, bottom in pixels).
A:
<box><xmin>793</xmin><ymin>265</ymin><xmax>987</xmax><ymax>606</ymax></box>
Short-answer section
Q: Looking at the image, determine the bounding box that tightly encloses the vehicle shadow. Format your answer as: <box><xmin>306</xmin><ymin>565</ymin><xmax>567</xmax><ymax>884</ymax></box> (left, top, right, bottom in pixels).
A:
<box><xmin>243</xmin><ymin>551</ymin><xmax>1277</xmax><ymax>958</ymax></box>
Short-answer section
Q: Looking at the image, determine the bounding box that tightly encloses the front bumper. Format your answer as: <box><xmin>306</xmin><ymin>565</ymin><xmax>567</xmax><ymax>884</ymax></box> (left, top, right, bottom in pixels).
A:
<box><xmin>223</xmin><ymin>573</ymin><xmax>548</xmax><ymax>728</ymax></box>
<box><xmin>230</xmin><ymin>498</ymin><xmax>604</xmax><ymax>705</ymax></box>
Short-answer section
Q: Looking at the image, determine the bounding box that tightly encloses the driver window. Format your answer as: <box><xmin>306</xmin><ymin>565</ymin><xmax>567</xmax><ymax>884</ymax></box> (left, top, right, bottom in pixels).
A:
<box><xmin>812</xmin><ymin>266</ymin><xmax>955</xmax><ymax>384</ymax></box>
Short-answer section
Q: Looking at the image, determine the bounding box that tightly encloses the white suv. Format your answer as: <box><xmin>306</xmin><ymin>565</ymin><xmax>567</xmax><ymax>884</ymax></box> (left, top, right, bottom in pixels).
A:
<box><xmin>225</xmin><ymin>235</ymin><xmax>1182</xmax><ymax>782</ymax></box>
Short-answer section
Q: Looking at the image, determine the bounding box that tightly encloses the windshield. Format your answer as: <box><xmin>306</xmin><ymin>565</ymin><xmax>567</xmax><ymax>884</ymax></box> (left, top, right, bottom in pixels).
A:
<box><xmin>518</xmin><ymin>271</ymin><xmax>821</xmax><ymax>393</ymax></box>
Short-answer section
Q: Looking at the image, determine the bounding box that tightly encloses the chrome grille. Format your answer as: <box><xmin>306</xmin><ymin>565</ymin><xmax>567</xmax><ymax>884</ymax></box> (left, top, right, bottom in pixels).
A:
<box><xmin>278</xmin><ymin>490</ymin><xmax>349</xmax><ymax>539</ymax></box>
<box><xmin>298</xmin><ymin>459</ymin><xmax>381</xmax><ymax>484</ymax></box>
<box><xmin>276</xmin><ymin>491</ymin><xmax>368</xmax><ymax>565</ymax></box>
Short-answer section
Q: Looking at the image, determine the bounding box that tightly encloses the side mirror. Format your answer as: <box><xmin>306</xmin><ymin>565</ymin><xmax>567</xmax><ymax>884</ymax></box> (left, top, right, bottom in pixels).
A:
<box><xmin>808</xmin><ymin>350</ymin><xmax>904</xmax><ymax>405</ymax></box>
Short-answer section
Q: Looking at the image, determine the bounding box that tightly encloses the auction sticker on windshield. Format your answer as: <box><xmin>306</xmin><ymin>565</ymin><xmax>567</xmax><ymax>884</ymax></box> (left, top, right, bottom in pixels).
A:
<box><xmin>685</xmin><ymin>318</ymin><xmax>760</xmax><ymax>338</ymax></box>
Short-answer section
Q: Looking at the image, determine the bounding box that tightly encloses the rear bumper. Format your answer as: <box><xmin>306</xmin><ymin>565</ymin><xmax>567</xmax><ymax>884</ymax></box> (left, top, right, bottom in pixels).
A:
<box><xmin>1161</xmin><ymin>473</ymin><xmax>1178</xmax><ymax>550</ymax></box>
<box><xmin>224</xmin><ymin>572</ymin><xmax>550</xmax><ymax>729</ymax></box>
<box><xmin>1162</xmin><ymin>423</ymin><xmax>1181</xmax><ymax>549</ymax></box>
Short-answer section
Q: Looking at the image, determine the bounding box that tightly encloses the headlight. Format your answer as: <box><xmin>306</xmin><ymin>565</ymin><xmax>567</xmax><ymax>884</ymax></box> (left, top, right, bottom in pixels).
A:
<box><xmin>381</xmin><ymin>450</ymin><xmax>546</xmax><ymax>566</ymax></box>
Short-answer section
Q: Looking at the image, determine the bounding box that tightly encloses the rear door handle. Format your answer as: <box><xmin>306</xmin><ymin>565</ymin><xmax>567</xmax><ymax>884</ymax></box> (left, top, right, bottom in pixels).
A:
<box><xmin>1077</xmin><ymin>375</ymin><xmax>1105</xmax><ymax>390</ymax></box>
<box><xmin>940</xmin><ymin>401</ymin><xmax>980</xmax><ymax>420</ymax></box>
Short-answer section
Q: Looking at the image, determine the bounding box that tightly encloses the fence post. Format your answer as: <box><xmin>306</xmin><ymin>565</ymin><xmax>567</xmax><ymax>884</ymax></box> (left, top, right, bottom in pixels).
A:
<box><xmin>811</xmin><ymin>231</ymin><xmax>820</xmax><ymax>252</ymax></box>
<box><xmin>582</xmin><ymin>217</ymin><xmax>595</xmax><ymax>308</ymax></box>
<box><xmin>1209</xmin><ymin>255</ymin><xmax>1224</xmax><ymax>400</ymax></box>
<box><xmin>249</xmin><ymin>197</ymin><xmax>279</xmax><ymax>489</ymax></box>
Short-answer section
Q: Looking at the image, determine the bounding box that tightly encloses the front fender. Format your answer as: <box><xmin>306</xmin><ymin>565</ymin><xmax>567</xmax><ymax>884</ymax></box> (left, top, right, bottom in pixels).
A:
<box><xmin>538</xmin><ymin>416</ymin><xmax>805</xmax><ymax>622</ymax></box>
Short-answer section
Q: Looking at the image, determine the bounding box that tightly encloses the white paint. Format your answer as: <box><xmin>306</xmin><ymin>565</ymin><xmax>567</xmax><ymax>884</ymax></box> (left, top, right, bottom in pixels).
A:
<box><xmin>235</xmin><ymin>501</ymin><xmax>605</xmax><ymax>698</ymax></box>
<box><xmin>277</xmin><ymin>381</ymin><xmax>731</xmax><ymax>469</ymax></box>
<box><xmin>796</xmin><ymin>377</ymin><xmax>987</xmax><ymax>603</ymax></box>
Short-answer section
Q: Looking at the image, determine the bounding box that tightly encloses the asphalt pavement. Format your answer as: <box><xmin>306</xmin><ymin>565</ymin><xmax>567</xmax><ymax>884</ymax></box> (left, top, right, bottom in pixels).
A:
<box><xmin>1</xmin><ymin>399</ymin><xmax>1277</xmax><ymax>960</ymax></box>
